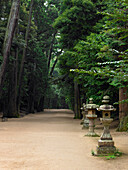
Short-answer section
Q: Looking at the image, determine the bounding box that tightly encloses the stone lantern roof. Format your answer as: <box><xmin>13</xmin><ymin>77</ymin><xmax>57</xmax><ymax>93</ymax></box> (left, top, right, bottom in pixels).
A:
<box><xmin>98</xmin><ymin>96</ymin><xmax>116</xmax><ymax>111</ymax></box>
<box><xmin>86</xmin><ymin>98</ymin><xmax>99</xmax><ymax>110</ymax></box>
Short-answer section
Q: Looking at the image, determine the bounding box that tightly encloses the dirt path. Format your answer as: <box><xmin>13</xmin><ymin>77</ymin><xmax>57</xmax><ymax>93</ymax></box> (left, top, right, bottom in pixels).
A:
<box><xmin>0</xmin><ymin>109</ymin><xmax>128</xmax><ymax>170</ymax></box>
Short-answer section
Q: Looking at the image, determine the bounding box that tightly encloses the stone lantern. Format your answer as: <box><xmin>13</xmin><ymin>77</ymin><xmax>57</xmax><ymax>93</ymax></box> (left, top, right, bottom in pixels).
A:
<box><xmin>82</xmin><ymin>103</ymin><xmax>89</xmax><ymax>129</ymax></box>
<box><xmin>80</xmin><ymin>103</ymin><xmax>86</xmax><ymax>125</ymax></box>
<box><xmin>85</xmin><ymin>98</ymin><xmax>99</xmax><ymax>137</ymax></box>
<box><xmin>97</xmin><ymin>96</ymin><xmax>116</xmax><ymax>155</ymax></box>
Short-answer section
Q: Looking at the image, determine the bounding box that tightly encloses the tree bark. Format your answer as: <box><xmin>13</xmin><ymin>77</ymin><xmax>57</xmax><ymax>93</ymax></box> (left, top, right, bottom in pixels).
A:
<box><xmin>50</xmin><ymin>49</ymin><xmax>63</xmax><ymax>76</ymax></box>
<box><xmin>119</xmin><ymin>87</ymin><xmax>128</xmax><ymax>120</ymax></box>
<box><xmin>0</xmin><ymin>0</ymin><xmax>20</xmax><ymax>92</ymax></box>
<box><xmin>27</xmin><ymin>63</ymin><xmax>35</xmax><ymax>113</ymax></box>
<box><xmin>50</xmin><ymin>58</ymin><xmax>58</xmax><ymax>76</ymax></box>
<box><xmin>74</xmin><ymin>81</ymin><xmax>81</xmax><ymax>119</ymax></box>
<box><xmin>17</xmin><ymin>0</ymin><xmax>34</xmax><ymax>113</ymax></box>
<box><xmin>3</xmin><ymin>49</ymin><xmax>18</xmax><ymax>118</ymax></box>
<box><xmin>37</xmin><ymin>97</ymin><xmax>44</xmax><ymax>112</ymax></box>
<box><xmin>7</xmin><ymin>55</ymin><xmax>16</xmax><ymax>117</ymax></box>
<box><xmin>47</xmin><ymin>31</ymin><xmax>57</xmax><ymax>70</ymax></box>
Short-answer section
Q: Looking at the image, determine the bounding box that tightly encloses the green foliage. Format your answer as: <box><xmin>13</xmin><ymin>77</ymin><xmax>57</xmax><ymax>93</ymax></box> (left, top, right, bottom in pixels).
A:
<box><xmin>69</xmin><ymin>30</ymin><xmax>118</xmax><ymax>104</ymax></box>
<box><xmin>53</xmin><ymin>0</ymin><xmax>97</xmax><ymax>49</ymax></box>
<box><xmin>92</xmin><ymin>0</ymin><xmax>128</xmax><ymax>88</ymax></box>
<box><xmin>105</xmin><ymin>155</ymin><xmax>116</xmax><ymax>160</ymax></box>
<box><xmin>52</xmin><ymin>0</ymin><xmax>103</xmax><ymax>109</ymax></box>
<box><xmin>91</xmin><ymin>150</ymin><xmax>95</xmax><ymax>156</ymax></box>
<box><xmin>70</xmin><ymin>0</ymin><xmax>128</xmax><ymax>86</ymax></box>
<box><xmin>60</xmin><ymin>0</ymin><xmax>128</xmax><ymax>108</ymax></box>
<box><xmin>105</xmin><ymin>150</ymin><xmax>122</xmax><ymax>160</ymax></box>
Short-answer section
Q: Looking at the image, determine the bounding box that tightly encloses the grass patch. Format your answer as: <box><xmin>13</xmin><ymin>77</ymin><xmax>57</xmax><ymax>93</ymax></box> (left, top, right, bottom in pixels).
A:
<box><xmin>91</xmin><ymin>149</ymin><xmax>122</xmax><ymax>160</ymax></box>
<box><xmin>91</xmin><ymin>150</ymin><xmax>95</xmax><ymax>156</ymax></box>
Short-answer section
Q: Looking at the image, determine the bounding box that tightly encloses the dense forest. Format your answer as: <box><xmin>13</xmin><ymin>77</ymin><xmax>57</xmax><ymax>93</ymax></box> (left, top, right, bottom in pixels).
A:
<box><xmin>0</xmin><ymin>0</ymin><xmax>128</xmax><ymax>131</ymax></box>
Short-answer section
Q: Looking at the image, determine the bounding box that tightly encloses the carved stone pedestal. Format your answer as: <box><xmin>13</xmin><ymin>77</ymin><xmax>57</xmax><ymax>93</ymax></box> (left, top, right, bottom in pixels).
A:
<box><xmin>82</xmin><ymin>108</ymin><xmax>89</xmax><ymax>129</ymax></box>
<box><xmin>81</xmin><ymin>110</ymin><xmax>86</xmax><ymax>125</ymax></box>
<box><xmin>97</xmin><ymin>118</ymin><xmax>116</xmax><ymax>155</ymax></box>
<box><xmin>82</xmin><ymin>117</ymin><xmax>89</xmax><ymax>129</ymax></box>
<box><xmin>85</xmin><ymin>114</ymin><xmax>98</xmax><ymax>137</ymax></box>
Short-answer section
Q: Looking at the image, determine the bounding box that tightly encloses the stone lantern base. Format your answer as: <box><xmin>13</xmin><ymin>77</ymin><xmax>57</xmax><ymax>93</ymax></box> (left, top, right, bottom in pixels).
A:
<box><xmin>96</xmin><ymin>118</ymin><xmax>116</xmax><ymax>155</ymax></box>
<box><xmin>97</xmin><ymin>146</ymin><xmax>116</xmax><ymax>155</ymax></box>
<box><xmin>97</xmin><ymin>139</ymin><xmax>116</xmax><ymax>155</ymax></box>
<box><xmin>85</xmin><ymin>114</ymin><xmax>99</xmax><ymax>137</ymax></box>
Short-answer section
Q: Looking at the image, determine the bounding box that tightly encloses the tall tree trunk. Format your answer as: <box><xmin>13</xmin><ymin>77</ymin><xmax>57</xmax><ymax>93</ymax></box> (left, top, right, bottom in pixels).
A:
<box><xmin>0</xmin><ymin>0</ymin><xmax>20</xmax><ymax>92</ymax></box>
<box><xmin>15</xmin><ymin>48</ymin><xmax>18</xmax><ymax>113</ymax></box>
<box><xmin>7</xmin><ymin>49</ymin><xmax>19</xmax><ymax>117</ymax></box>
<box><xmin>74</xmin><ymin>81</ymin><xmax>81</xmax><ymax>119</ymax></box>
<box><xmin>17</xmin><ymin>0</ymin><xmax>34</xmax><ymax>113</ymax></box>
<box><xmin>50</xmin><ymin>49</ymin><xmax>63</xmax><ymax>76</ymax></box>
<box><xmin>7</xmin><ymin>57</ymin><xmax>16</xmax><ymax>117</ymax></box>
<box><xmin>119</xmin><ymin>87</ymin><xmax>128</xmax><ymax>120</ymax></box>
<box><xmin>47</xmin><ymin>31</ymin><xmax>57</xmax><ymax>70</ymax></box>
<box><xmin>27</xmin><ymin>63</ymin><xmax>35</xmax><ymax>113</ymax></box>
<box><xmin>117</xmin><ymin>87</ymin><xmax>128</xmax><ymax>131</ymax></box>
<box><xmin>37</xmin><ymin>97</ymin><xmax>45</xmax><ymax>112</ymax></box>
<box><xmin>50</xmin><ymin>58</ymin><xmax>58</xmax><ymax>76</ymax></box>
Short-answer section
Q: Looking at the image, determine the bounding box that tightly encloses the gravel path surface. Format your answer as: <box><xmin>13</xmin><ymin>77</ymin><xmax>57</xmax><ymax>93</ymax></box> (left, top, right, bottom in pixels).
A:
<box><xmin>0</xmin><ymin>109</ymin><xmax>127</xmax><ymax>170</ymax></box>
